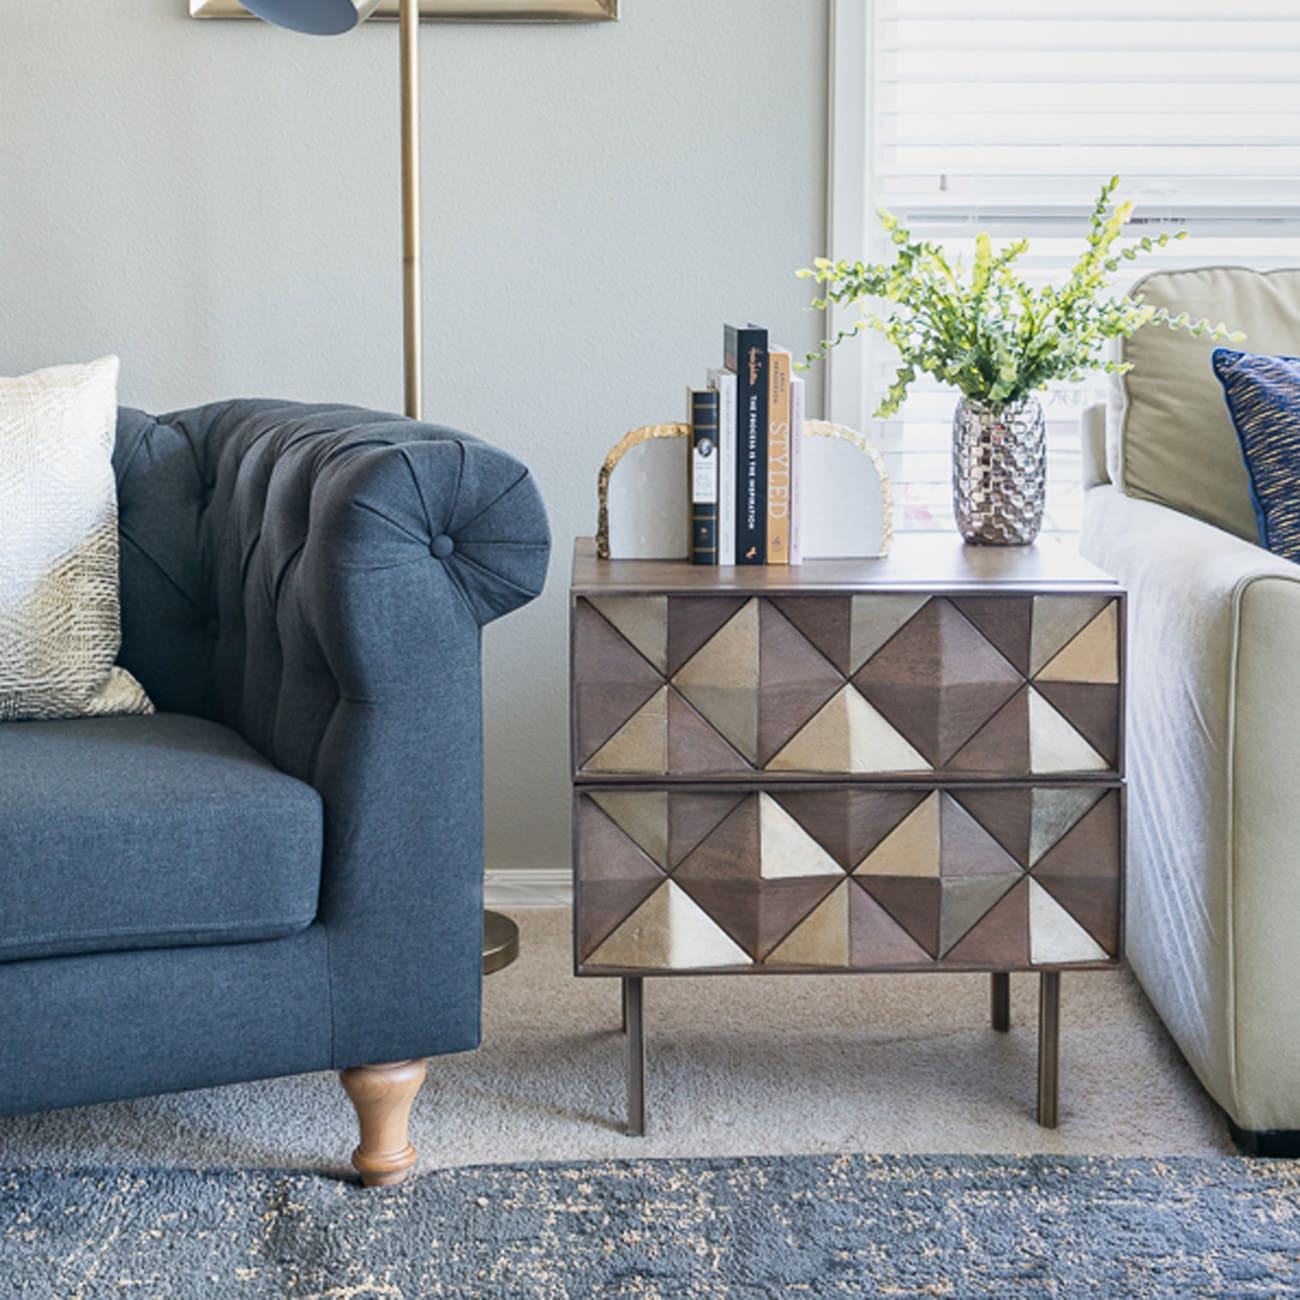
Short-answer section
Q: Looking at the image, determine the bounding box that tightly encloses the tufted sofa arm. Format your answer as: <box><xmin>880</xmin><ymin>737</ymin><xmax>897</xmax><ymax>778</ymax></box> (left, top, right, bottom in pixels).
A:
<box><xmin>113</xmin><ymin>399</ymin><xmax>550</xmax><ymax>1068</ymax></box>
<box><xmin>187</xmin><ymin>401</ymin><xmax>549</xmax><ymax>742</ymax></box>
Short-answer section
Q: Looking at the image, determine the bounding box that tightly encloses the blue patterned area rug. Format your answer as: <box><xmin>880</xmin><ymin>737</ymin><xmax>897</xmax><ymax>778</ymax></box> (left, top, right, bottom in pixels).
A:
<box><xmin>2</xmin><ymin>1153</ymin><xmax>1298</xmax><ymax>1297</ymax></box>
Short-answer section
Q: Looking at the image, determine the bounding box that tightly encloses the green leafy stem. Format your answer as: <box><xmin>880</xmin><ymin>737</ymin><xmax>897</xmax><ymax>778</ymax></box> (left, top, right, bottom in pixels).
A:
<box><xmin>797</xmin><ymin>176</ymin><xmax>1243</xmax><ymax>417</ymax></box>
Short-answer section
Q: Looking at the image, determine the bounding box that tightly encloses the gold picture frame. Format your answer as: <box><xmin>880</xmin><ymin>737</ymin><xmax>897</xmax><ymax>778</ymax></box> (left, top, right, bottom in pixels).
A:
<box><xmin>190</xmin><ymin>0</ymin><xmax>617</xmax><ymax>19</ymax></box>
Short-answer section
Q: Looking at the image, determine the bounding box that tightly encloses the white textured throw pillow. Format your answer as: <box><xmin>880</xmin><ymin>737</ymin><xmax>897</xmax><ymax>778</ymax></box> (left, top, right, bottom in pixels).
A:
<box><xmin>0</xmin><ymin>357</ymin><xmax>152</xmax><ymax>719</ymax></box>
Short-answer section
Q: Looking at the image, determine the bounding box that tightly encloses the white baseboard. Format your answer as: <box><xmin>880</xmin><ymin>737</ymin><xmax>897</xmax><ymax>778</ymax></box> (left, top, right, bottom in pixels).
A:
<box><xmin>484</xmin><ymin>867</ymin><xmax>572</xmax><ymax>908</ymax></box>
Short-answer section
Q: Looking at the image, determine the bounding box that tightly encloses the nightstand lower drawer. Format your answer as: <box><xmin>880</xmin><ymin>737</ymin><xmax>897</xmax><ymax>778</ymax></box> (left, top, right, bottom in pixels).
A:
<box><xmin>574</xmin><ymin>784</ymin><xmax>1121</xmax><ymax>975</ymax></box>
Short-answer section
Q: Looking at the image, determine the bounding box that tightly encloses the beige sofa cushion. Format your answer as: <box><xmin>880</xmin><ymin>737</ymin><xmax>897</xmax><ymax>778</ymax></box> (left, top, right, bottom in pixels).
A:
<box><xmin>0</xmin><ymin>358</ymin><xmax>152</xmax><ymax>720</ymax></box>
<box><xmin>1107</xmin><ymin>266</ymin><xmax>1300</xmax><ymax>542</ymax></box>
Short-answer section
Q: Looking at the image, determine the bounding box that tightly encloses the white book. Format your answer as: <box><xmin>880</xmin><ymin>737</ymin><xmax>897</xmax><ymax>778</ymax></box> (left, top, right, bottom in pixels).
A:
<box><xmin>789</xmin><ymin>373</ymin><xmax>805</xmax><ymax>566</ymax></box>
<box><xmin>707</xmin><ymin>367</ymin><xmax>737</xmax><ymax>566</ymax></box>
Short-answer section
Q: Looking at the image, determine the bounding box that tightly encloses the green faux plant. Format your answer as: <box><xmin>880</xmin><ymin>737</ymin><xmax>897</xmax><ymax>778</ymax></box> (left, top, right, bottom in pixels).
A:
<box><xmin>798</xmin><ymin>176</ymin><xmax>1243</xmax><ymax>417</ymax></box>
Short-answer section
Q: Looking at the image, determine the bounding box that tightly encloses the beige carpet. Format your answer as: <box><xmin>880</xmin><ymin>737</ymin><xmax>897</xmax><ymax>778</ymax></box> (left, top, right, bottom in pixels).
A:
<box><xmin>0</xmin><ymin>909</ymin><xmax>1232</xmax><ymax>1173</ymax></box>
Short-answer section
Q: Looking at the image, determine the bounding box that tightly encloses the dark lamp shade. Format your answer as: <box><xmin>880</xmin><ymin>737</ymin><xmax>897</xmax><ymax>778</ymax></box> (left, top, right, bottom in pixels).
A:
<box><xmin>240</xmin><ymin>0</ymin><xmax>380</xmax><ymax>34</ymax></box>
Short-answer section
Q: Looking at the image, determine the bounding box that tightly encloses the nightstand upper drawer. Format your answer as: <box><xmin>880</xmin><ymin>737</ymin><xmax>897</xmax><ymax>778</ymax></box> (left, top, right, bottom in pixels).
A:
<box><xmin>572</xmin><ymin>592</ymin><xmax>1122</xmax><ymax>781</ymax></box>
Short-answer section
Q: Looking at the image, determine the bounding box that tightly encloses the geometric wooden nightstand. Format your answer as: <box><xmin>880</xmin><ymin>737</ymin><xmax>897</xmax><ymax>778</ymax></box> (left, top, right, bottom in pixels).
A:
<box><xmin>570</xmin><ymin>535</ymin><xmax>1124</xmax><ymax>1135</ymax></box>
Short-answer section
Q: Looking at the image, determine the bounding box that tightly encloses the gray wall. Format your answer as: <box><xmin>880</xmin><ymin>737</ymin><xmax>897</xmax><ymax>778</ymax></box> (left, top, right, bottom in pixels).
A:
<box><xmin>1</xmin><ymin>0</ymin><xmax>828</xmax><ymax>872</ymax></box>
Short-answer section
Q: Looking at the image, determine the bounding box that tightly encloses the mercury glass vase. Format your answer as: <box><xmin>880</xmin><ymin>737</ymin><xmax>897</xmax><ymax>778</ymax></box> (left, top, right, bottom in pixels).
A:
<box><xmin>952</xmin><ymin>395</ymin><xmax>1046</xmax><ymax>545</ymax></box>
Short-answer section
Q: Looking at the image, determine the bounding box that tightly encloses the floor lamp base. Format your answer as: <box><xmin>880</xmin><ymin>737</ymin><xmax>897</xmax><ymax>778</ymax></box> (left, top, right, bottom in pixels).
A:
<box><xmin>483</xmin><ymin>909</ymin><xmax>519</xmax><ymax>975</ymax></box>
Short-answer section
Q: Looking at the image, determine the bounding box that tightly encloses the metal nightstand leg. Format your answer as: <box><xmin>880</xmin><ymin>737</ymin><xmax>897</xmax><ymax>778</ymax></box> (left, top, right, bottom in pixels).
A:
<box><xmin>991</xmin><ymin>972</ymin><xmax>1011</xmax><ymax>1032</ymax></box>
<box><xmin>623</xmin><ymin>976</ymin><xmax>645</xmax><ymax>1136</ymax></box>
<box><xmin>1037</xmin><ymin>971</ymin><xmax>1061</xmax><ymax>1128</ymax></box>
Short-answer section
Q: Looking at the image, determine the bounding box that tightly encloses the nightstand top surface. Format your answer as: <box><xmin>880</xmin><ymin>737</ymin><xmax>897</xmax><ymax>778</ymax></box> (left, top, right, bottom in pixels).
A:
<box><xmin>572</xmin><ymin>535</ymin><xmax>1119</xmax><ymax>596</ymax></box>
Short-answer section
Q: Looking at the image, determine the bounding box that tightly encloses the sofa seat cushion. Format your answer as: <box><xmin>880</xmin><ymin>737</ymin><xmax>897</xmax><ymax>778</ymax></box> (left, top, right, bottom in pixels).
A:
<box><xmin>0</xmin><ymin>713</ymin><xmax>323</xmax><ymax>962</ymax></box>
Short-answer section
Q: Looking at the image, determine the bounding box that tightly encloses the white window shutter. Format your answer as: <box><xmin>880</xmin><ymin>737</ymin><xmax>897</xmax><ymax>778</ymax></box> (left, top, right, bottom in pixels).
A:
<box><xmin>831</xmin><ymin>0</ymin><xmax>1300</xmax><ymax>537</ymax></box>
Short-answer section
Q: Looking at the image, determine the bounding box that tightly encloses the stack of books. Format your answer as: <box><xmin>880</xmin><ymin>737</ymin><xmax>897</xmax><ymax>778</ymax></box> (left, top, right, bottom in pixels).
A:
<box><xmin>688</xmin><ymin>323</ymin><xmax>804</xmax><ymax>566</ymax></box>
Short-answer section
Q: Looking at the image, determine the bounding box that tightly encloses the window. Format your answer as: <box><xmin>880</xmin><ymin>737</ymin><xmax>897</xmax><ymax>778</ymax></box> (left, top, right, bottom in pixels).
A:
<box><xmin>827</xmin><ymin>0</ymin><xmax>1300</xmax><ymax>535</ymax></box>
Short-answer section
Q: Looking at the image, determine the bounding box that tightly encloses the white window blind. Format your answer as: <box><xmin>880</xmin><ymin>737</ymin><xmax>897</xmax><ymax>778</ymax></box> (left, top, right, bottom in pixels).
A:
<box><xmin>834</xmin><ymin>0</ymin><xmax>1300</xmax><ymax>535</ymax></box>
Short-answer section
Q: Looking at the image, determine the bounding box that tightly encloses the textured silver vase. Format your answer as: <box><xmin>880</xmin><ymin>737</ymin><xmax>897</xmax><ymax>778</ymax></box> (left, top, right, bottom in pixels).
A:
<box><xmin>952</xmin><ymin>395</ymin><xmax>1046</xmax><ymax>545</ymax></box>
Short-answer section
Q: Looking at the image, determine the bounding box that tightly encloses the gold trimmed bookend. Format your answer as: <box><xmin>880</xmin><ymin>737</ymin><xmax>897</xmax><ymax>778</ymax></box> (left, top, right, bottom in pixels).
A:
<box><xmin>596</xmin><ymin>420</ymin><xmax>892</xmax><ymax>562</ymax></box>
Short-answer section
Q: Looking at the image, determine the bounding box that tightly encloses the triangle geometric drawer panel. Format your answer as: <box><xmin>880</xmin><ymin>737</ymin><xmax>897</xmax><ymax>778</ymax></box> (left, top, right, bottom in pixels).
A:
<box><xmin>575</xmin><ymin>784</ymin><xmax>1121</xmax><ymax>975</ymax></box>
<box><xmin>572</xmin><ymin>591</ymin><xmax>1121</xmax><ymax>780</ymax></box>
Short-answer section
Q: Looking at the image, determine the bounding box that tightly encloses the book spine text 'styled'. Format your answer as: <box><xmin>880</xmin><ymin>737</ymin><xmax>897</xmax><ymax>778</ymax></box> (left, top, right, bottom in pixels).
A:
<box><xmin>766</xmin><ymin>348</ymin><xmax>792</xmax><ymax>564</ymax></box>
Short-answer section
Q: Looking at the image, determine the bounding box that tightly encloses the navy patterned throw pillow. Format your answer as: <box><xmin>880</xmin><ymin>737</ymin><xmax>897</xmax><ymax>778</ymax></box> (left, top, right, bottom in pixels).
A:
<box><xmin>1213</xmin><ymin>348</ymin><xmax>1300</xmax><ymax>561</ymax></box>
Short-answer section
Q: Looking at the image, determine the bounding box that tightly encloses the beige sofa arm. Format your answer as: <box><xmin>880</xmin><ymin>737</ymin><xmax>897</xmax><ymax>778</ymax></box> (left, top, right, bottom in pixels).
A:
<box><xmin>1081</xmin><ymin>403</ymin><xmax>1109</xmax><ymax>491</ymax></box>
<box><xmin>1082</xmin><ymin>484</ymin><xmax>1300</xmax><ymax>1132</ymax></box>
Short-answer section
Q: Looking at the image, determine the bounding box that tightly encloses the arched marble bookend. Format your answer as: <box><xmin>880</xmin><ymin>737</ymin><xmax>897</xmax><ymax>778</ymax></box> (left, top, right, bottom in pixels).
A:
<box><xmin>595</xmin><ymin>419</ymin><xmax>892</xmax><ymax>561</ymax></box>
<box><xmin>801</xmin><ymin>420</ymin><xmax>893</xmax><ymax>560</ymax></box>
<box><xmin>597</xmin><ymin>424</ymin><xmax>690</xmax><ymax>560</ymax></box>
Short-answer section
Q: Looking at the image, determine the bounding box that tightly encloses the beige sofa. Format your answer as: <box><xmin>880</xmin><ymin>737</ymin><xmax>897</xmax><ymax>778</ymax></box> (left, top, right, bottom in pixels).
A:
<box><xmin>1081</xmin><ymin>267</ymin><xmax>1300</xmax><ymax>1153</ymax></box>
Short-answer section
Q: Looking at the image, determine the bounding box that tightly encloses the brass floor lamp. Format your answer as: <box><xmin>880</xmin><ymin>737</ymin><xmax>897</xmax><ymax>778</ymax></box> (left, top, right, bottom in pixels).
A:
<box><xmin>239</xmin><ymin>0</ymin><xmax>519</xmax><ymax>975</ymax></box>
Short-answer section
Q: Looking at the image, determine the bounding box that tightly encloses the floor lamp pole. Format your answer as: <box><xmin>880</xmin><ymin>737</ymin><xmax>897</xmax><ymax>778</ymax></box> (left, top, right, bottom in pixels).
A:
<box><xmin>399</xmin><ymin>0</ymin><xmax>519</xmax><ymax>976</ymax></box>
<box><xmin>400</xmin><ymin>0</ymin><xmax>422</xmax><ymax>421</ymax></box>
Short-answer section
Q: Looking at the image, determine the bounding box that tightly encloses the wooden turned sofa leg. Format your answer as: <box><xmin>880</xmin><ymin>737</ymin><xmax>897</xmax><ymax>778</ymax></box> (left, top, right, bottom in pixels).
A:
<box><xmin>339</xmin><ymin>1059</ymin><xmax>427</xmax><ymax>1187</ymax></box>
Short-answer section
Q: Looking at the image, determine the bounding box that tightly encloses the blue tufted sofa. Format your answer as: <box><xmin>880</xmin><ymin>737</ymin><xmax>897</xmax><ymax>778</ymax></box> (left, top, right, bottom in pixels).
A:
<box><xmin>0</xmin><ymin>399</ymin><xmax>549</xmax><ymax>1182</ymax></box>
